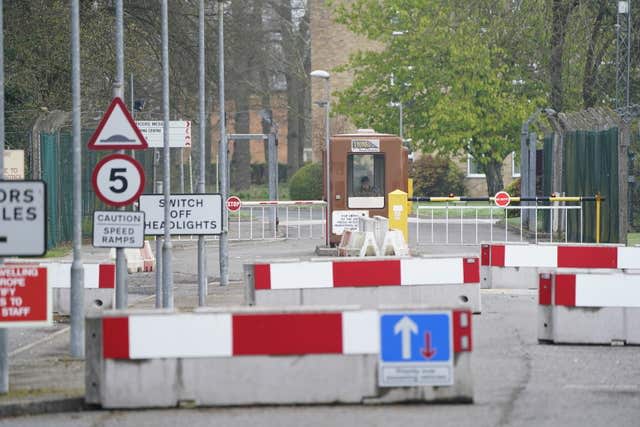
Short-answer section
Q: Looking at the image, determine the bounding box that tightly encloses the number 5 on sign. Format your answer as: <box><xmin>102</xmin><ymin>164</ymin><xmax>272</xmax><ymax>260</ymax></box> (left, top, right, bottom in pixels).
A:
<box><xmin>92</xmin><ymin>154</ymin><xmax>145</xmax><ymax>207</ymax></box>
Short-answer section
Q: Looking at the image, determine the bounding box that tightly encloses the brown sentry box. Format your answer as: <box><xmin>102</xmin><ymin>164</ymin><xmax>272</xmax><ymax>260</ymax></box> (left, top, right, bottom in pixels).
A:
<box><xmin>324</xmin><ymin>129</ymin><xmax>408</xmax><ymax>246</ymax></box>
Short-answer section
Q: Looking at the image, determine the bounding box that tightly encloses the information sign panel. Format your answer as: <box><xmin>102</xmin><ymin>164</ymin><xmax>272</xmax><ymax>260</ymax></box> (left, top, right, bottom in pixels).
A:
<box><xmin>139</xmin><ymin>194</ymin><xmax>222</xmax><ymax>235</ymax></box>
<box><xmin>0</xmin><ymin>266</ymin><xmax>51</xmax><ymax>328</ymax></box>
<box><xmin>0</xmin><ymin>181</ymin><xmax>46</xmax><ymax>256</ymax></box>
<box><xmin>93</xmin><ymin>211</ymin><xmax>145</xmax><ymax>248</ymax></box>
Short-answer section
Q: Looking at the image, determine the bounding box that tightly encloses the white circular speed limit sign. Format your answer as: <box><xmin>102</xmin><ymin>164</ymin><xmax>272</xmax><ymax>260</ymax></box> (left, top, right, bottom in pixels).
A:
<box><xmin>92</xmin><ymin>154</ymin><xmax>145</xmax><ymax>206</ymax></box>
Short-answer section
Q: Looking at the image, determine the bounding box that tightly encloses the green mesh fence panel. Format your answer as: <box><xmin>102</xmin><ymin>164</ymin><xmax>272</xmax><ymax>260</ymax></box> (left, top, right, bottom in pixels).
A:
<box><xmin>563</xmin><ymin>128</ymin><xmax>619</xmax><ymax>243</ymax></box>
<box><xmin>40</xmin><ymin>130</ymin><xmax>161</xmax><ymax>249</ymax></box>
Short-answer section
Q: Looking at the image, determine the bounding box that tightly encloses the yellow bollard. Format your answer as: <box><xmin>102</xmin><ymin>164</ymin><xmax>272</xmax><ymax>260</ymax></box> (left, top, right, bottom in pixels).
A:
<box><xmin>407</xmin><ymin>178</ymin><xmax>414</xmax><ymax>214</ymax></box>
<box><xmin>595</xmin><ymin>194</ymin><xmax>602</xmax><ymax>244</ymax></box>
<box><xmin>388</xmin><ymin>189</ymin><xmax>408</xmax><ymax>243</ymax></box>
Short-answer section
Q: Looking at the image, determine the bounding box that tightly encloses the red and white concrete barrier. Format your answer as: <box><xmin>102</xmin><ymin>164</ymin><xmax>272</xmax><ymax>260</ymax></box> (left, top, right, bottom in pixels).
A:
<box><xmin>245</xmin><ymin>256</ymin><xmax>481</xmax><ymax>312</ymax></box>
<box><xmin>538</xmin><ymin>271</ymin><xmax>640</xmax><ymax>345</ymax></box>
<box><xmin>480</xmin><ymin>243</ymin><xmax>640</xmax><ymax>288</ymax></box>
<box><xmin>6</xmin><ymin>261</ymin><xmax>115</xmax><ymax>313</ymax></box>
<box><xmin>86</xmin><ymin>307</ymin><xmax>473</xmax><ymax>408</ymax></box>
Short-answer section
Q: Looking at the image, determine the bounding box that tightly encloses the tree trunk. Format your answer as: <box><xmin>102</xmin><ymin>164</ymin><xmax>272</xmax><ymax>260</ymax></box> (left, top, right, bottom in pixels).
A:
<box><xmin>231</xmin><ymin>90</ymin><xmax>252</xmax><ymax>190</ymax></box>
<box><xmin>550</xmin><ymin>0</ymin><xmax>578</xmax><ymax>111</ymax></box>
<box><xmin>483</xmin><ymin>159</ymin><xmax>505</xmax><ymax>196</ymax></box>
<box><xmin>582</xmin><ymin>0</ymin><xmax>610</xmax><ymax>108</ymax></box>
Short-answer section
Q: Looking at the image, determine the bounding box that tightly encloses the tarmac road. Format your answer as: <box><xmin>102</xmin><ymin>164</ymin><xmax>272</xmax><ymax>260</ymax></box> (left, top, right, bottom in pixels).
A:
<box><xmin>2</xmin><ymin>234</ymin><xmax>639</xmax><ymax>426</ymax></box>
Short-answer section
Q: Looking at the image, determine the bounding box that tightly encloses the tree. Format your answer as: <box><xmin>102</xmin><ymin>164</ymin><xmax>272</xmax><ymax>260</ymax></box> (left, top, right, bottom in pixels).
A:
<box><xmin>332</xmin><ymin>0</ymin><xmax>543</xmax><ymax>193</ymax></box>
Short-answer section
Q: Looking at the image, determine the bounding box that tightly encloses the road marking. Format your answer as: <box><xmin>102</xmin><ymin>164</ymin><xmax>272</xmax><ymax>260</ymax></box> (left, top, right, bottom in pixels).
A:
<box><xmin>9</xmin><ymin>326</ymin><xmax>70</xmax><ymax>357</ymax></box>
<box><xmin>564</xmin><ymin>384</ymin><xmax>640</xmax><ymax>392</ymax></box>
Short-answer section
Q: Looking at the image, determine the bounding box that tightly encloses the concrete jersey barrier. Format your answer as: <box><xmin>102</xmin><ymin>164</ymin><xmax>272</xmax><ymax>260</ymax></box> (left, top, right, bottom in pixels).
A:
<box><xmin>244</xmin><ymin>256</ymin><xmax>481</xmax><ymax>313</ymax></box>
<box><xmin>86</xmin><ymin>307</ymin><xmax>474</xmax><ymax>408</ymax></box>
<box><xmin>5</xmin><ymin>261</ymin><xmax>115</xmax><ymax>313</ymax></box>
<box><xmin>538</xmin><ymin>271</ymin><xmax>640</xmax><ymax>345</ymax></box>
<box><xmin>480</xmin><ymin>243</ymin><xmax>640</xmax><ymax>289</ymax></box>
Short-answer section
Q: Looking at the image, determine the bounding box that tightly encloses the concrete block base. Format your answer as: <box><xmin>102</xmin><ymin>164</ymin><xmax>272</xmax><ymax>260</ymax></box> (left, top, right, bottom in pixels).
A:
<box><xmin>54</xmin><ymin>288</ymin><xmax>114</xmax><ymax>315</ymax></box>
<box><xmin>544</xmin><ymin>306</ymin><xmax>640</xmax><ymax>345</ymax></box>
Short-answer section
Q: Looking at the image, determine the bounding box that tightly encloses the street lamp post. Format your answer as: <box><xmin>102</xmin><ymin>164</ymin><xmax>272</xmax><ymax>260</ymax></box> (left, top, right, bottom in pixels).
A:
<box><xmin>310</xmin><ymin>70</ymin><xmax>331</xmax><ymax>247</ymax></box>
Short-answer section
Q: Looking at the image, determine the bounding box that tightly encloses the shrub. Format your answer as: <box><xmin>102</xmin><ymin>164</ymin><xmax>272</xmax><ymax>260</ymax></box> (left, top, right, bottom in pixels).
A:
<box><xmin>504</xmin><ymin>177</ymin><xmax>521</xmax><ymax>197</ymax></box>
<box><xmin>410</xmin><ymin>155</ymin><xmax>466</xmax><ymax>197</ymax></box>
<box><xmin>288</xmin><ymin>162</ymin><xmax>323</xmax><ymax>200</ymax></box>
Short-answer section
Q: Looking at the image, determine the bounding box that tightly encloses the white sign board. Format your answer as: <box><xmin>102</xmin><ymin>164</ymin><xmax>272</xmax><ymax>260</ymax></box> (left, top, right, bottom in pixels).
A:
<box><xmin>0</xmin><ymin>181</ymin><xmax>46</xmax><ymax>256</ymax></box>
<box><xmin>135</xmin><ymin>120</ymin><xmax>192</xmax><ymax>148</ymax></box>
<box><xmin>351</xmin><ymin>139</ymin><xmax>380</xmax><ymax>152</ymax></box>
<box><xmin>332</xmin><ymin>210</ymin><xmax>368</xmax><ymax>235</ymax></box>
<box><xmin>139</xmin><ymin>194</ymin><xmax>222</xmax><ymax>235</ymax></box>
<box><xmin>93</xmin><ymin>211</ymin><xmax>145</xmax><ymax>248</ymax></box>
<box><xmin>3</xmin><ymin>150</ymin><xmax>25</xmax><ymax>180</ymax></box>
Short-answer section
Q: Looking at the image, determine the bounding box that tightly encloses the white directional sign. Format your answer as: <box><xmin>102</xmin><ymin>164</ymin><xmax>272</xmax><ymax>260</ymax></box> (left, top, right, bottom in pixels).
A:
<box><xmin>135</xmin><ymin>120</ymin><xmax>192</xmax><ymax>148</ymax></box>
<box><xmin>92</xmin><ymin>154</ymin><xmax>145</xmax><ymax>207</ymax></box>
<box><xmin>0</xmin><ymin>181</ymin><xmax>47</xmax><ymax>256</ymax></box>
<box><xmin>139</xmin><ymin>194</ymin><xmax>222</xmax><ymax>235</ymax></box>
<box><xmin>88</xmin><ymin>97</ymin><xmax>148</xmax><ymax>150</ymax></box>
<box><xmin>93</xmin><ymin>211</ymin><xmax>145</xmax><ymax>248</ymax></box>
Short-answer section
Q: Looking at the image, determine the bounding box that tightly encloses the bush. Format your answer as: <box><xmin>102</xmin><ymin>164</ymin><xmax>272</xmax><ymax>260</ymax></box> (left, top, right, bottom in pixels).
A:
<box><xmin>504</xmin><ymin>177</ymin><xmax>521</xmax><ymax>197</ymax></box>
<box><xmin>288</xmin><ymin>162</ymin><xmax>323</xmax><ymax>200</ymax></box>
<box><xmin>410</xmin><ymin>155</ymin><xmax>466</xmax><ymax>197</ymax></box>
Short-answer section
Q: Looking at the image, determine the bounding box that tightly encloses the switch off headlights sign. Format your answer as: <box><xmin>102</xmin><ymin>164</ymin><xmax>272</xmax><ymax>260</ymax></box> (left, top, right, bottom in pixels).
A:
<box><xmin>139</xmin><ymin>194</ymin><xmax>222</xmax><ymax>236</ymax></box>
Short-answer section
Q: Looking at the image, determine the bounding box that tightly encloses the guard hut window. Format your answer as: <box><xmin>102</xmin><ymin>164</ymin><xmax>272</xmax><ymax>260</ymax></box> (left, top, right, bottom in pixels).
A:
<box><xmin>347</xmin><ymin>153</ymin><xmax>385</xmax><ymax>208</ymax></box>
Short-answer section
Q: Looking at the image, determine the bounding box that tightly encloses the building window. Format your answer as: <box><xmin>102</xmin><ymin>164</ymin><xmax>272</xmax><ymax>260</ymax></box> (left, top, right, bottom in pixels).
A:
<box><xmin>512</xmin><ymin>151</ymin><xmax>521</xmax><ymax>178</ymax></box>
<box><xmin>466</xmin><ymin>154</ymin><xmax>485</xmax><ymax>178</ymax></box>
<box><xmin>347</xmin><ymin>154</ymin><xmax>385</xmax><ymax>208</ymax></box>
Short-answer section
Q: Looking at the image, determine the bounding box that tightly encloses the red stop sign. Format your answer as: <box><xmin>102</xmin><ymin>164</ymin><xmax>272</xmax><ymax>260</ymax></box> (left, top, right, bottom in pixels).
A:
<box><xmin>494</xmin><ymin>191</ymin><xmax>511</xmax><ymax>208</ymax></box>
<box><xmin>226</xmin><ymin>196</ymin><xmax>242</xmax><ymax>212</ymax></box>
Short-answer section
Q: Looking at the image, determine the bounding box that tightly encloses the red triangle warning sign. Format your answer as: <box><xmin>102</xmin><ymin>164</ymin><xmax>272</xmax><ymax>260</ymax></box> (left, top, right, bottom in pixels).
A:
<box><xmin>88</xmin><ymin>97</ymin><xmax>149</xmax><ymax>150</ymax></box>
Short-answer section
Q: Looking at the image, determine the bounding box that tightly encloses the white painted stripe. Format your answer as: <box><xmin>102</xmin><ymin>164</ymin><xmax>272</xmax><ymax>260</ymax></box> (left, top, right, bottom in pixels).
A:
<box><xmin>342</xmin><ymin>310</ymin><xmax>379</xmax><ymax>354</ymax></box>
<box><xmin>617</xmin><ymin>247</ymin><xmax>640</xmax><ymax>269</ymax></box>
<box><xmin>575</xmin><ymin>274</ymin><xmax>640</xmax><ymax>307</ymax></box>
<box><xmin>400</xmin><ymin>258</ymin><xmax>463</xmax><ymax>285</ymax></box>
<box><xmin>49</xmin><ymin>263</ymin><xmax>70</xmax><ymax>288</ymax></box>
<box><xmin>84</xmin><ymin>264</ymin><xmax>100</xmax><ymax>288</ymax></box>
<box><xmin>129</xmin><ymin>314</ymin><xmax>232</xmax><ymax>359</ymax></box>
<box><xmin>504</xmin><ymin>245</ymin><xmax>557</xmax><ymax>268</ymax></box>
<box><xmin>269</xmin><ymin>262</ymin><xmax>333</xmax><ymax>289</ymax></box>
<box><xmin>46</xmin><ymin>263</ymin><xmax>102</xmax><ymax>288</ymax></box>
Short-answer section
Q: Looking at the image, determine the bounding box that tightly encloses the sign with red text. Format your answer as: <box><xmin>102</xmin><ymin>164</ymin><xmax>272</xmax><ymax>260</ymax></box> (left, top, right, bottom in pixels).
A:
<box><xmin>0</xmin><ymin>266</ymin><xmax>51</xmax><ymax>328</ymax></box>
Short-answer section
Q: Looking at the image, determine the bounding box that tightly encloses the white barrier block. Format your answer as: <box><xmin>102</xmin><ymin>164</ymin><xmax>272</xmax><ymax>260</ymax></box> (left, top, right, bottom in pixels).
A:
<box><xmin>505</xmin><ymin>245</ymin><xmax>556</xmax><ymax>268</ymax></box>
<box><xmin>129</xmin><ymin>313</ymin><xmax>232</xmax><ymax>359</ymax></box>
<box><xmin>270</xmin><ymin>262</ymin><xmax>333</xmax><ymax>290</ymax></box>
<box><xmin>401</xmin><ymin>258</ymin><xmax>463</xmax><ymax>285</ymax></box>
<box><xmin>342</xmin><ymin>310</ymin><xmax>380</xmax><ymax>355</ymax></box>
<box><xmin>618</xmin><ymin>247</ymin><xmax>640</xmax><ymax>269</ymax></box>
<box><xmin>576</xmin><ymin>274</ymin><xmax>640</xmax><ymax>307</ymax></box>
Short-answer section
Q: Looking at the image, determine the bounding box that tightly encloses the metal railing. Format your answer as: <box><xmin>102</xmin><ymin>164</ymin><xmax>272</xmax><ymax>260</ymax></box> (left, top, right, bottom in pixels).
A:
<box><xmin>414</xmin><ymin>203</ymin><xmax>583</xmax><ymax>245</ymax></box>
<box><xmin>228</xmin><ymin>200</ymin><xmax>326</xmax><ymax>241</ymax></box>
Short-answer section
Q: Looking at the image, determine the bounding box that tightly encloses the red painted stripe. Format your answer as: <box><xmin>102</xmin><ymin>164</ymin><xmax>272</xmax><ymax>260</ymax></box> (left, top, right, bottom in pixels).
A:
<box><xmin>253</xmin><ymin>264</ymin><xmax>271</xmax><ymax>290</ymax></box>
<box><xmin>452</xmin><ymin>309</ymin><xmax>472</xmax><ymax>353</ymax></box>
<box><xmin>102</xmin><ymin>317</ymin><xmax>129</xmax><ymax>359</ymax></box>
<box><xmin>462</xmin><ymin>258</ymin><xmax>480</xmax><ymax>283</ymax></box>
<box><xmin>490</xmin><ymin>245</ymin><xmax>505</xmax><ymax>267</ymax></box>
<box><xmin>232</xmin><ymin>313</ymin><xmax>343</xmax><ymax>355</ymax></box>
<box><xmin>554</xmin><ymin>274</ymin><xmax>576</xmax><ymax>307</ymax></box>
<box><xmin>538</xmin><ymin>274</ymin><xmax>552</xmax><ymax>305</ymax></box>
<box><xmin>98</xmin><ymin>264</ymin><xmax>116</xmax><ymax>289</ymax></box>
<box><xmin>332</xmin><ymin>260</ymin><xmax>401</xmax><ymax>287</ymax></box>
<box><xmin>557</xmin><ymin>246</ymin><xmax>617</xmax><ymax>269</ymax></box>
<box><xmin>481</xmin><ymin>244</ymin><xmax>491</xmax><ymax>266</ymax></box>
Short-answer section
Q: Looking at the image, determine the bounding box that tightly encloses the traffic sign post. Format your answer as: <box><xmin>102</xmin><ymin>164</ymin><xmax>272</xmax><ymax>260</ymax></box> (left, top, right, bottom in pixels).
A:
<box><xmin>92</xmin><ymin>154</ymin><xmax>145</xmax><ymax>207</ymax></box>
<box><xmin>0</xmin><ymin>181</ymin><xmax>47</xmax><ymax>257</ymax></box>
<box><xmin>0</xmin><ymin>267</ymin><xmax>51</xmax><ymax>328</ymax></box>
<box><xmin>226</xmin><ymin>195</ymin><xmax>241</xmax><ymax>212</ymax></box>
<box><xmin>379</xmin><ymin>312</ymin><xmax>454</xmax><ymax>387</ymax></box>
<box><xmin>139</xmin><ymin>194</ymin><xmax>223</xmax><ymax>236</ymax></box>
<box><xmin>93</xmin><ymin>211</ymin><xmax>145</xmax><ymax>248</ymax></box>
<box><xmin>494</xmin><ymin>191</ymin><xmax>511</xmax><ymax>208</ymax></box>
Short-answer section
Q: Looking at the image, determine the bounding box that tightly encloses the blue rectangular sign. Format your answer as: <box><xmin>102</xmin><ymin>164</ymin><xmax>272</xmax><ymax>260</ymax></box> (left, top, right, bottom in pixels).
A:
<box><xmin>380</xmin><ymin>313</ymin><xmax>451</xmax><ymax>363</ymax></box>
